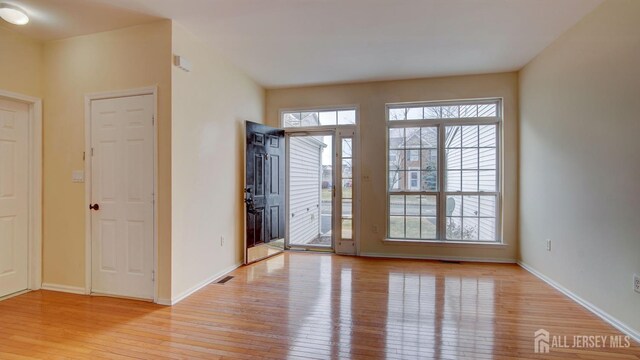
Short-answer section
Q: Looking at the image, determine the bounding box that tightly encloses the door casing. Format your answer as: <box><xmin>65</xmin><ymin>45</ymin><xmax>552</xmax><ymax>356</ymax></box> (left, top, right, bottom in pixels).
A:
<box><xmin>0</xmin><ymin>89</ymin><xmax>42</xmax><ymax>298</ymax></box>
<box><xmin>84</xmin><ymin>86</ymin><xmax>158</xmax><ymax>302</ymax></box>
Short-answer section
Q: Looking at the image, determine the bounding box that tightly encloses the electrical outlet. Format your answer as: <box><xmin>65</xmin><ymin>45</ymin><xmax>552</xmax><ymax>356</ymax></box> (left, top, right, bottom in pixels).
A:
<box><xmin>634</xmin><ymin>274</ymin><xmax>640</xmax><ymax>294</ymax></box>
<box><xmin>220</xmin><ymin>236</ymin><xmax>225</xmax><ymax>247</ymax></box>
<box><xmin>545</xmin><ymin>239</ymin><xmax>551</xmax><ymax>251</ymax></box>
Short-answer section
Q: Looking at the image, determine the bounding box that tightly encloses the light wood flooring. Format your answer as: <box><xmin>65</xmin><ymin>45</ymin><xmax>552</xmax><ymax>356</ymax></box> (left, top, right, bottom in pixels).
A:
<box><xmin>0</xmin><ymin>252</ymin><xmax>638</xmax><ymax>359</ymax></box>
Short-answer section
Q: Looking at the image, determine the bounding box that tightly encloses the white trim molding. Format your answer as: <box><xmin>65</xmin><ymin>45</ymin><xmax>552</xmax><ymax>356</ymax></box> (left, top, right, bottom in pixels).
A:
<box><xmin>0</xmin><ymin>89</ymin><xmax>42</xmax><ymax>293</ymax></box>
<box><xmin>159</xmin><ymin>263</ymin><xmax>242</xmax><ymax>306</ymax></box>
<box><xmin>519</xmin><ymin>261</ymin><xmax>640</xmax><ymax>345</ymax></box>
<box><xmin>361</xmin><ymin>252</ymin><xmax>516</xmax><ymax>264</ymax></box>
<box><xmin>41</xmin><ymin>283</ymin><xmax>86</xmax><ymax>295</ymax></box>
<box><xmin>84</xmin><ymin>86</ymin><xmax>159</xmax><ymax>301</ymax></box>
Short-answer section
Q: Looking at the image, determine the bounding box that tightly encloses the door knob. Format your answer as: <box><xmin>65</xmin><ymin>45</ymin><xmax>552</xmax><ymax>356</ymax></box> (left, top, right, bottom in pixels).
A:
<box><xmin>89</xmin><ymin>203</ymin><xmax>100</xmax><ymax>211</ymax></box>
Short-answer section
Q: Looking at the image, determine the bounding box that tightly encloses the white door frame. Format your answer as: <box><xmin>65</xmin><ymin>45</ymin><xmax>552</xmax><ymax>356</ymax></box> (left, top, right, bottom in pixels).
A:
<box><xmin>84</xmin><ymin>86</ymin><xmax>158</xmax><ymax>302</ymax></box>
<box><xmin>0</xmin><ymin>89</ymin><xmax>43</xmax><ymax>293</ymax></box>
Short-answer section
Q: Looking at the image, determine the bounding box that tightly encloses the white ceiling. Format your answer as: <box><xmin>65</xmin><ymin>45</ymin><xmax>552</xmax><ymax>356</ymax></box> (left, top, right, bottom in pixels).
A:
<box><xmin>1</xmin><ymin>0</ymin><xmax>604</xmax><ymax>88</ymax></box>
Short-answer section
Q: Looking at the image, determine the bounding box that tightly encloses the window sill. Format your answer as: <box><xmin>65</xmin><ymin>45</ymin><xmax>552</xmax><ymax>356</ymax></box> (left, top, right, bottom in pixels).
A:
<box><xmin>382</xmin><ymin>238</ymin><xmax>507</xmax><ymax>247</ymax></box>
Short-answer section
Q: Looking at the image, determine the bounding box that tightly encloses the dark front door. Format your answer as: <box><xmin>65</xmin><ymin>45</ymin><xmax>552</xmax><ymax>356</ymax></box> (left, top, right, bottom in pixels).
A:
<box><xmin>245</xmin><ymin>121</ymin><xmax>285</xmax><ymax>262</ymax></box>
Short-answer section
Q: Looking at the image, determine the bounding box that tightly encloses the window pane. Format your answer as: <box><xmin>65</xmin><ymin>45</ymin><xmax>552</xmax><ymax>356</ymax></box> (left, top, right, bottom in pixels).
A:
<box><xmin>389</xmin><ymin>108</ymin><xmax>406</xmax><ymax>121</ymax></box>
<box><xmin>459</xmin><ymin>104</ymin><xmax>478</xmax><ymax>118</ymax></box>
<box><xmin>462</xmin><ymin>149</ymin><xmax>478</xmax><ymax>170</ymax></box>
<box><xmin>342</xmin><ymin>199</ymin><xmax>352</xmax><ymax>217</ymax></box>
<box><xmin>389</xmin><ymin>150</ymin><xmax>404</xmax><ymax>170</ymax></box>
<box><xmin>446</xmin><ymin>170</ymin><xmax>461</xmax><ymax>192</ymax></box>
<box><xmin>407</xmin><ymin>149</ymin><xmax>420</xmax><ymax>162</ymax></box>
<box><xmin>337</xmin><ymin>110</ymin><xmax>356</xmax><ymax>125</ymax></box>
<box><xmin>389</xmin><ymin>128</ymin><xmax>404</xmax><ymax>149</ymax></box>
<box><xmin>446</xmin><ymin>126</ymin><xmax>461</xmax><ymax>148</ymax></box>
<box><xmin>479</xmin><ymin>218</ymin><xmax>496</xmax><ymax>240</ymax></box>
<box><xmin>405</xmin><ymin>128</ymin><xmax>421</xmax><ymax>148</ymax></box>
<box><xmin>446</xmin><ymin>217</ymin><xmax>462</xmax><ymax>240</ymax></box>
<box><xmin>342</xmin><ymin>138</ymin><xmax>352</xmax><ymax>158</ymax></box>
<box><xmin>406</xmin><ymin>195</ymin><xmax>420</xmax><ymax>216</ymax></box>
<box><xmin>446</xmin><ymin>148</ymin><xmax>461</xmax><ymax>169</ymax></box>
<box><xmin>479</xmin><ymin>196</ymin><xmax>496</xmax><ymax>217</ymax></box>
<box><xmin>421</xmin><ymin>149</ymin><xmax>437</xmax><ymax>170</ymax></box>
<box><xmin>463</xmin><ymin>218</ymin><xmax>479</xmax><ymax>241</ymax></box>
<box><xmin>462</xmin><ymin>126</ymin><xmax>478</xmax><ymax>148</ymax></box>
<box><xmin>424</xmin><ymin>106</ymin><xmax>441</xmax><ymax>119</ymax></box>
<box><xmin>408</xmin><ymin>171</ymin><xmax>420</xmax><ymax>190</ymax></box>
<box><xmin>479</xmin><ymin>148</ymin><xmax>496</xmax><ymax>169</ymax></box>
<box><xmin>442</xmin><ymin>105</ymin><xmax>459</xmax><ymax>118</ymax></box>
<box><xmin>462</xmin><ymin>195</ymin><xmax>479</xmax><ymax>217</ymax></box>
<box><xmin>478</xmin><ymin>103</ymin><xmax>497</xmax><ymax>117</ymax></box>
<box><xmin>342</xmin><ymin>180</ymin><xmax>352</xmax><ymax>198</ymax></box>
<box><xmin>462</xmin><ymin>170</ymin><xmax>478</xmax><ymax>191</ymax></box>
<box><xmin>421</xmin><ymin>217</ymin><xmax>437</xmax><ymax>239</ymax></box>
<box><xmin>301</xmin><ymin>112</ymin><xmax>318</xmax><ymax>126</ymax></box>
<box><xmin>319</xmin><ymin>111</ymin><xmax>336</xmax><ymax>125</ymax></box>
<box><xmin>446</xmin><ymin>195</ymin><xmax>461</xmax><ymax>217</ymax></box>
<box><xmin>479</xmin><ymin>170</ymin><xmax>497</xmax><ymax>192</ymax></box>
<box><xmin>390</xmin><ymin>195</ymin><xmax>404</xmax><ymax>215</ymax></box>
<box><xmin>283</xmin><ymin>112</ymin><xmax>301</xmax><ymax>127</ymax></box>
<box><xmin>342</xmin><ymin>159</ymin><xmax>352</xmax><ymax>178</ymax></box>
<box><xmin>342</xmin><ymin>219</ymin><xmax>352</xmax><ymax>239</ymax></box>
<box><xmin>389</xmin><ymin>216</ymin><xmax>405</xmax><ymax>238</ymax></box>
<box><xmin>421</xmin><ymin>127</ymin><xmax>438</xmax><ymax>148</ymax></box>
<box><xmin>421</xmin><ymin>171</ymin><xmax>437</xmax><ymax>191</ymax></box>
<box><xmin>406</xmin><ymin>217</ymin><xmax>420</xmax><ymax>238</ymax></box>
<box><xmin>421</xmin><ymin>195</ymin><xmax>437</xmax><ymax>216</ymax></box>
<box><xmin>406</xmin><ymin>107</ymin><xmax>423</xmax><ymax>120</ymax></box>
<box><xmin>389</xmin><ymin>171</ymin><xmax>403</xmax><ymax>191</ymax></box>
<box><xmin>479</xmin><ymin>125</ymin><xmax>497</xmax><ymax>147</ymax></box>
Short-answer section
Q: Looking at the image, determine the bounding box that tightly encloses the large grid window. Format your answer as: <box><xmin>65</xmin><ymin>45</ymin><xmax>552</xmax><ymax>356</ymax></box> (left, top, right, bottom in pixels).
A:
<box><xmin>387</xmin><ymin>100</ymin><xmax>501</xmax><ymax>243</ymax></box>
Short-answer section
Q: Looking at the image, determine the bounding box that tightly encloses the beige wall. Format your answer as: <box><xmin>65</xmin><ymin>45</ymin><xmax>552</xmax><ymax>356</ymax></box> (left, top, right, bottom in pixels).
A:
<box><xmin>0</xmin><ymin>26</ymin><xmax>42</xmax><ymax>97</ymax></box>
<box><xmin>266</xmin><ymin>73</ymin><xmax>519</xmax><ymax>262</ymax></box>
<box><xmin>171</xmin><ymin>23</ymin><xmax>265</xmax><ymax>300</ymax></box>
<box><xmin>520</xmin><ymin>0</ymin><xmax>640</xmax><ymax>336</ymax></box>
<box><xmin>42</xmin><ymin>21</ymin><xmax>173</xmax><ymax>299</ymax></box>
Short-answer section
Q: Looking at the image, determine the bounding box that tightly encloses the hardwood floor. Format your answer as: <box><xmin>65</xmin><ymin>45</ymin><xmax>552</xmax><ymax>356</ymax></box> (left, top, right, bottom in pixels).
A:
<box><xmin>0</xmin><ymin>252</ymin><xmax>638</xmax><ymax>359</ymax></box>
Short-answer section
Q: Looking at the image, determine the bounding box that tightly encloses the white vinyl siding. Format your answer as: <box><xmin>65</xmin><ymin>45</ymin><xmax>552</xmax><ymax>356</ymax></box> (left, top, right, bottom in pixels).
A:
<box><xmin>288</xmin><ymin>136</ymin><xmax>324</xmax><ymax>244</ymax></box>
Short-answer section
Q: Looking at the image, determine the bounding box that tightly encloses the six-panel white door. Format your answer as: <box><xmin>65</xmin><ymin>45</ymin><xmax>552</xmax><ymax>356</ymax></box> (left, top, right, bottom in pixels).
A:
<box><xmin>0</xmin><ymin>98</ymin><xmax>29</xmax><ymax>298</ymax></box>
<box><xmin>91</xmin><ymin>95</ymin><xmax>154</xmax><ymax>300</ymax></box>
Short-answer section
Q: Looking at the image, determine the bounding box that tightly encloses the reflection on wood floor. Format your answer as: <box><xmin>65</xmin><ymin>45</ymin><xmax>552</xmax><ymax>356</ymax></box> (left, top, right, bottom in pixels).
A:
<box><xmin>0</xmin><ymin>252</ymin><xmax>638</xmax><ymax>359</ymax></box>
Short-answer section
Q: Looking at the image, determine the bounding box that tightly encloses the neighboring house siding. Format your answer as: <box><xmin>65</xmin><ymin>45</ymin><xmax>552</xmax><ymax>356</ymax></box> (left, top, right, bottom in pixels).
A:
<box><xmin>289</xmin><ymin>137</ymin><xmax>323</xmax><ymax>245</ymax></box>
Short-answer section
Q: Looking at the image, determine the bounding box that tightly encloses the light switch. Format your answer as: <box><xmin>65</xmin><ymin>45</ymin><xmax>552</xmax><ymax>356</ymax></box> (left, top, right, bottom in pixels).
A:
<box><xmin>72</xmin><ymin>170</ymin><xmax>85</xmax><ymax>183</ymax></box>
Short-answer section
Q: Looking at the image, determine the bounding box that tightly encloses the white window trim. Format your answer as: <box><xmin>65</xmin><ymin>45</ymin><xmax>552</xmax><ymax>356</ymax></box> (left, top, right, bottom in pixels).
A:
<box><xmin>385</xmin><ymin>98</ymin><xmax>503</xmax><ymax>244</ymax></box>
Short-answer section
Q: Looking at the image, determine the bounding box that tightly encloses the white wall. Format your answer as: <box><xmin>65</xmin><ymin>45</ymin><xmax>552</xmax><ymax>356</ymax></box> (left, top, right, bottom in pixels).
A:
<box><xmin>267</xmin><ymin>72</ymin><xmax>519</xmax><ymax>262</ymax></box>
<box><xmin>519</xmin><ymin>0</ymin><xmax>640</xmax><ymax>337</ymax></box>
<box><xmin>171</xmin><ymin>22</ymin><xmax>265</xmax><ymax>301</ymax></box>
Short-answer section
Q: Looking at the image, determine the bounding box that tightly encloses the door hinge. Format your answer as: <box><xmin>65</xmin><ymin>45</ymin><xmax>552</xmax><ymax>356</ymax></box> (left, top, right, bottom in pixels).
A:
<box><xmin>152</xmin><ymin>270</ymin><xmax>155</xmax><ymax>281</ymax></box>
<box><xmin>91</xmin><ymin>148</ymin><xmax>94</xmax><ymax>156</ymax></box>
<box><xmin>152</xmin><ymin>115</ymin><xmax>155</xmax><ymax>125</ymax></box>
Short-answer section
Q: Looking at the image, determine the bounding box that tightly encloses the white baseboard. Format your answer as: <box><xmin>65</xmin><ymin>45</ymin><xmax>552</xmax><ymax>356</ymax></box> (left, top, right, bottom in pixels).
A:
<box><xmin>518</xmin><ymin>262</ymin><xmax>640</xmax><ymax>345</ymax></box>
<box><xmin>360</xmin><ymin>252</ymin><xmax>516</xmax><ymax>264</ymax></box>
<box><xmin>161</xmin><ymin>263</ymin><xmax>242</xmax><ymax>306</ymax></box>
<box><xmin>41</xmin><ymin>283</ymin><xmax>86</xmax><ymax>295</ymax></box>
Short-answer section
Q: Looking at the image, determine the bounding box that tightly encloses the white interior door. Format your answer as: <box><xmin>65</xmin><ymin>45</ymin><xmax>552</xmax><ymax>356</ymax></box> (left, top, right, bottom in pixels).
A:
<box><xmin>90</xmin><ymin>95</ymin><xmax>154</xmax><ymax>300</ymax></box>
<box><xmin>0</xmin><ymin>98</ymin><xmax>29</xmax><ymax>298</ymax></box>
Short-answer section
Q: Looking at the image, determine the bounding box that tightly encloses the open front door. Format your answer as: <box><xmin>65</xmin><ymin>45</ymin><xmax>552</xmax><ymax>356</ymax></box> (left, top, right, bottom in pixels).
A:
<box><xmin>244</xmin><ymin>121</ymin><xmax>285</xmax><ymax>264</ymax></box>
